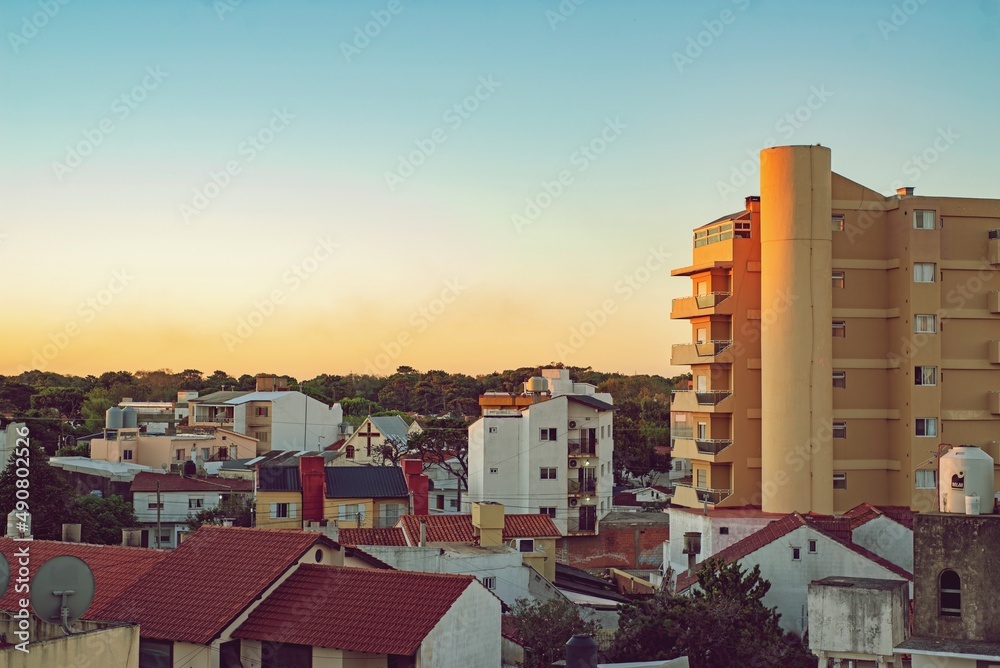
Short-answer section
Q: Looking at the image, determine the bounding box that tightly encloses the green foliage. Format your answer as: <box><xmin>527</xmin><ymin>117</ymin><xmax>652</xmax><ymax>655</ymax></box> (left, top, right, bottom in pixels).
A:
<box><xmin>55</xmin><ymin>442</ymin><xmax>90</xmax><ymax>457</ymax></box>
<box><xmin>71</xmin><ymin>494</ymin><xmax>139</xmax><ymax>545</ymax></box>
<box><xmin>406</xmin><ymin>417</ymin><xmax>470</xmax><ymax>486</ymax></box>
<box><xmin>186</xmin><ymin>494</ymin><xmax>253</xmax><ymax>530</ymax></box>
<box><xmin>80</xmin><ymin>387</ymin><xmax>116</xmax><ymax>433</ymax></box>
<box><xmin>0</xmin><ymin>433</ymin><xmax>77</xmax><ymax>540</ymax></box>
<box><xmin>509</xmin><ymin>598</ymin><xmax>599</xmax><ymax>668</ymax></box>
<box><xmin>608</xmin><ymin>559</ymin><xmax>816</xmax><ymax>668</ymax></box>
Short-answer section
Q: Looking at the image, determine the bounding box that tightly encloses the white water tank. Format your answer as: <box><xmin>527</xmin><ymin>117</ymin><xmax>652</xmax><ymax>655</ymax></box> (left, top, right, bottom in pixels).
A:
<box><xmin>106</xmin><ymin>407</ymin><xmax>123</xmax><ymax>429</ymax></box>
<box><xmin>525</xmin><ymin>376</ymin><xmax>548</xmax><ymax>393</ymax></box>
<box><xmin>939</xmin><ymin>445</ymin><xmax>995</xmax><ymax>515</ymax></box>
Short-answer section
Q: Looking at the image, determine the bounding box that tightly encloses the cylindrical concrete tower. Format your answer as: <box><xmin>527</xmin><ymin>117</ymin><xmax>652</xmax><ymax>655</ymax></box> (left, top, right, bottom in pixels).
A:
<box><xmin>759</xmin><ymin>145</ymin><xmax>833</xmax><ymax>515</ymax></box>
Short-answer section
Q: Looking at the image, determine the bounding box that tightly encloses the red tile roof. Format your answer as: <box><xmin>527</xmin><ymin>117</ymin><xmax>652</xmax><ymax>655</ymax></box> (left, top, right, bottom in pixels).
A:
<box><xmin>398</xmin><ymin>513</ymin><xmax>561</xmax><ymax>544</ymax></box>
<box><xmin>130</xmin><ymin>471</ymin><xmax>253</xmax><ymax>493</ymax></box>
<box><xmin>232</xmin><ymin>564</ymin><xmax>475</xmax><ymax>655</ymax></box>
<box><xmin>97</xmin><ymin>527</ymin><xmax>331</xmax><ymax>644</ymax></box>
<box><xmin>674</xmin><ymin>512</ymin><xmax>912</xmax><ymax>592</ymax></box>
<box><xmin>0</xmin><ymin>539</ymin><xmax>166</xmax><ymax>618</ymax></box>
<box><xmin>325</xmin><ymin>439</ymin><xmax>346</xmax><ymax>451</ymax></box>
<box><xmin>338</xmin><ymin>527</ymin><xmax>407</xmax><ymax>547</ymax></box>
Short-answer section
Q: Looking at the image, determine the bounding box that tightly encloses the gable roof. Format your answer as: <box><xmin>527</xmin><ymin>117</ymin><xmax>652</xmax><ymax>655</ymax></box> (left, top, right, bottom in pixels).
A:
<box><xmin>843</xmin><ymin>502</ymin><xmax>914</xmax><ymax>531</ymax></box>
<box><xmin>97</xmin><ymin>527</ymin><xmax>334</xmax><ymax>644</ymax></box>
<box><xmin>225</xmin><ymin>391</ymin><xmax>300</xmax><ymax>405</ymax></box>
<box><xmin>398</xmin><ymin>513</ymin><xmax>561</xmax><ymax>544</ymax></box>
<box><xmin>324</xmin><ymin>466</ymin><xmax>409</xmax><ymax>499</ymax></box>
<box><xmin>338</xmin><ymin>527</ymin><xmax>407</xmax><ymax>547</ymax></box>
<box><xmin>257</xmin><ymin>466</ymin><xmax>301</xmax><ymax>492</ymax></box>
<box><xmin>189</xmin><ymin>391</ymin><xmax>248</xmax><ymax>404</ymax></box>
<box><xmin>130</xmin><ymin>471</ymin><xmax>253</xmax><ymax>493</ymax></box>
<box><xmin>368</xmin><ymin>415</ymin><xmax>411</xmax><ymax>444</ymax></box>
<box><xmin>232</xmin><ymin>564</ymin><xmax>475</xmax><ymax>655</ymax></box>
<box><xmin>674</xmin><ymin>512</ymin><xmax>912</xmax><ymax>593</ymax></box>
<box><xmin>565</xmin><ymin>395</ymin><xmax>616</xmax><ymax>412</ymax></box>
<box><xmin>0</xmin><ymin>539</ymin><xmax>166</xmax><ymax>618</ymax></box>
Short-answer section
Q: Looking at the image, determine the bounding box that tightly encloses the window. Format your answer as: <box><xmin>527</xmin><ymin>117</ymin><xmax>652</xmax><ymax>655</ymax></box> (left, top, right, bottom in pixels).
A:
<box><xmin>831</xmin><ymin>214</ymin><xmax>845</xmax><ymax>231</ymax></box>
<box><xmin>261</xmin><ymin>641</ymin><xmax>311</xmax><ymax>668</ymax></box>
<box><xmin>914</xmin><ymin>262</ymin><xmax>936</xmax><ymax>283</ymax></box>
<box><xmin>482</xmin><ymin>576</ymin><xmax>496</xmax><ymax>590</ymax></box>
<box><xmin>540</xmin><ymin>428</ymin><xmax>557</xmax><ymax>441</ymax></box>
<box><xmin>833</xmin><ymin>472</ymin><xmax>847</xmax><ymax>490</ymax></box>
<box><xmin>915</xmin><ymin>314</ymin><xmax>937</xmax><ymax>333</ymax></box>
<box><xmin>339</xmin><ymin>504</ymin><xmax>365</xmax><ymax>523</ymax></box>
<box><xmin>916</xmin><ymin>418</ymin><xmax>938</xmax><ymax>437</ymax></box>
<box><xmin>832</xmin><ymin>271</ymin><xmax>845</xmax><ymax>289</ymax></box>
<box><xmin>345</xmin><ymin>445</ymin><xmax>355</xmax><ymax>459</ymax></box>
<box><xmin>436</xmin><ymin>494</ymin><xmax>445</xmax><ymax>510</ymax></box>
<box><xmin>270</xmin><ymin>502</ymin><xmax>296</xmax><ymax>519</ymax></box>
<box><xmin>808</xmin><ymin>539</ymin><xmax>818</xmax><ymax>553</ymax></box>
<box><xmin>719</xmin><ymin>526</ymin><xmax>729</xmax><ymax>535</ymax></box>
<box><xmin>792</xmin><ymin>547</ymin><xmax>801</xmax><ymax>560</ymax></box>
<box><xmin>201</xmin><ymin>447</ymin><xmax>210</xmax><ymax>460</ymax></box>
<box><xmin>254</xmin><ymin>431</ymin><xmax>268</xmax><ymax>442</ymax></box>
<box><xmin>540</xmin><ymin>507</ymin><xmax>557</xmax><ymax>518</ymax></box>
<box><xmin>448</xmin><ymin>498</ymin><xmax>458</xmax><ymax>509</ymax></box>
<box><xmin>489</xmin><ymin>467</ymin><xmax>499</xmax><ymax>475</ymax></box>
<box><xmin>488</xmin><ymin>426</ymin><xmax>497</xmax><ymax>433</ymax></box>
<box><xmin>518</xmin><ymin>539</ymin><xmax>535</xmax><ymax>553</ymax></box>
<box><xmin>159</xmin><ymin>533</ymin><xmax>172</xmax><ymax>545</ymax></box>
<box><xmin>607</xmin><ymin>424</ymin><xmax>612</xmax><ymax>437</ymax></box>
<box><xmin>914</xmin><ymin>210</ymin><xmax>936</xmax><ymax>229</ymax></box>
<box><xmin>832</xmin><ymin>321</ymin><xmax>846</xmax><ymax>338</ymax></box>
<box><xmin>188</xmin><ymin>497</ymin><xmax>204</xmax><ymax>509</ymax></box>
<box><xmin>122</xmin><ymin>449</ymin><xmax>133</xmax><ymax>461</ymax></box>
<box><xmin>147</xmin><ymin>501</ymin><xmax>163</xmax><ymax>510</ymax></box>
<box><xmin>833</xmin><ymin>422</ymin><xmax>847</xmax><ymax>439</ymax></box>
<box><xmin>540</xmin><ymin>467</ymin><xmax>557</xmax><ymax>480</ymax></box>
<box><xmin>696</xmin><ymin>469</ymin><xmax>707</xmax><ymax>487</ymax></box>
<box><xmin>833</xmin><ymin>371</ymin><xmax>846</xmax><ymax>389</ymax></box>
<box><xmin>601</xmin><ymin>425</ymin><xmax>606</xmax><ymax>438</ymax></box>
<box><xmin>256</xmin><ymin>406</ymin><xmax>269</xmax><ymax>417</ymax></box>
<box><xmin>915</xmin><ymin>366</ymin><xmax>937</xmax><ymax>386</ymax></box>
<box><xmin>175</xmin><ymin>448</ymin><xmax>185</xmax><ymax>461</ymax></box>
<box><xmin>940</xmin><ymin>570</ymin><xmax>961</xmax><ymax>616</ymax></box>
<box><xmin>916</xmin><ymin>470</ymin><xmax>937</xmax><ymax>489</ymax></box>
<box><xmin>139</xmin><ymin>639</ymin><xmax>173</xmax><ymax>667</ymax></box>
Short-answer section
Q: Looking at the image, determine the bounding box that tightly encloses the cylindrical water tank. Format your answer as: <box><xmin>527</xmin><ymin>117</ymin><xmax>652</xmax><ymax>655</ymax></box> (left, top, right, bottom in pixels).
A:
<box><xmin>939</xmin><ymin>445</ymin><xmax>995</xmax><ymax>514</ymax></box>
<box><xmin>122</xmin><ymin>406</ymin><xmax>138</xmax><ymax>429</ymax></box>
<box><xmin>106</xmin><ymin>407</ymin><xmax>123</xmax><ymax>429</ymax></box>
<box><xmin>7</xmin><ymin>510</ymin><xmax>29</xmax><ymax>539</ymax></box>
<box><xmin>525</xmin><ymin>376</ymin><xmax>548</xmax><ymax>393</ymax></box>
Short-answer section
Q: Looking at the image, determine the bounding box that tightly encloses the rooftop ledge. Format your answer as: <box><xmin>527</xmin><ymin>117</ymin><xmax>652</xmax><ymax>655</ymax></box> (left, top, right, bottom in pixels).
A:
<box><xmin>670</xmin><ymin>261</ymin><xmax>733</xmax><ymax>277</ymax></box>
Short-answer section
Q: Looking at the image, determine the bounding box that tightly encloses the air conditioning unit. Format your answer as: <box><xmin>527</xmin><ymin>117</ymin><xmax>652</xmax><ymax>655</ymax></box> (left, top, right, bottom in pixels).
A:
<box><xmin>568</xmin><ymin>420</ymin><xmax>578</xmax><ymax>429</ymax></box>
<box><xmin>569</xmin><ymin>498</ymin><xmax>580</xmax><ymax>507</ymax></box>
<box><xmin>569</xmin><ymin>459</ymin><xmax>579</xmax><ymax>468</ymax></box>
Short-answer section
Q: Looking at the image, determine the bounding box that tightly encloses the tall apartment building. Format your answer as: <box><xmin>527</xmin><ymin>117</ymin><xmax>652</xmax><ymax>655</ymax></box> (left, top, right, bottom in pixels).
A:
<box><xmin>670</xmin><ymin>144</ymin><xmax>1000</xmax><ymax>515</ymax></box>
<box><xmin>466</xmin><ymin>368</ymin><xmax>615</xmax><ymax>535</ymax></box>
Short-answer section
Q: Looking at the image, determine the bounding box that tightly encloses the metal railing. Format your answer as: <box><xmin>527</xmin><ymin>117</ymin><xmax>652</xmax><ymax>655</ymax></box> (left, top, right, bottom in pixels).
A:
<box><xmin>671</xmin><ymin>390</ymin><xmax>732</xmax><ymax>405</ymax></box>
<box><xmin>568</xmin><ymin>480</ymin><xmax>597</xmax><ymax>495</ymax></box>
<box><xmin>568</xmin><ymin>439</ymin><xmax>598</xmax><ymax>456</ymax></box>
<box><xmin>671</xmin><ymin>292</ymin><xmax>732</xmax><ymax>312</ymax></box>
<box><xmin>695</xmin><ymin>439</ymin><xmax>733</xmax><ymax>455</ymax></box>
<box><xmin>674</xmin><ymin>481</ymin><xmax>732</xmax><ymax>505</ymax></box>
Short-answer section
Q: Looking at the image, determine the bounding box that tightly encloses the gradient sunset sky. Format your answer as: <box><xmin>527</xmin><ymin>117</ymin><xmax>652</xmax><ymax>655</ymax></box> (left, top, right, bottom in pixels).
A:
<box><xmin>2</xmin><ymin>1</ymin><xmax>998</xmax><ymax>379</ymax></box>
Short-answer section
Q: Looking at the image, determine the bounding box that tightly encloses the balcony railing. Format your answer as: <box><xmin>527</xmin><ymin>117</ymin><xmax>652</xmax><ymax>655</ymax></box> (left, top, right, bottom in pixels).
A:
<box><xmin>671</xmin><ymin>292</ymin><xmax>732</xmax><ymax>311</ymax></box>
<box><xmin>695</xmin><ymin>439</ymin><xmax>733</xmax><ymax>455</ymax></box>
<box><xmin>671</xmin><ymin>425</ymin><xmax>693</xmax><ymax>440</ymax></box>
<box><xmin>567</xmin><ymin>517</ymin><xmax>598</xmax><ymax>534</ymax></box>
<box><xmin>673</xmin><ymin>481</ymin><xmax>732</xmax><ymax>505</ymax></box>
<box><xmin>672</xmin><ymin>390</ymin><xmax>732</xmax><ymax>405</ymax></box>
<box><xmin>568</xmin><ymin>439</ymin><xmax>598</xmax><ymax>456</ymax></box>
<box><xmin>568</xmin><ymin>480</ymin><xmax>597</xmax><ymax>495</ymax></box>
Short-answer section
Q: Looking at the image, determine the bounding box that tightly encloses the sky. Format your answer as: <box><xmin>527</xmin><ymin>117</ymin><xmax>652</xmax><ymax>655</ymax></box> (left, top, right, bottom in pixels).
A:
<box><xmin>1</xmin><ymin>0</ymin><xmax>998</xmax><ymax>380</ymax></box>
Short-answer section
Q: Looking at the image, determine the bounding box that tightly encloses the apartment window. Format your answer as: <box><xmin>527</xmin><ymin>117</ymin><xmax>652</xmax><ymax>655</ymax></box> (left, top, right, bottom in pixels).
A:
<box><xmin>159</xmin><ymin>533</ymin><xmax>172</xmax><ymax>545</ymax></box>
<box><xmin>792</xmin><ymin>547</ymin><xmax>801</xmax><ymax>560</ymax></box>
<box><xmin>808</xmin><ymin>539</ymin><xmax>818</xmax><ymax>553</ymax></box>
<box><xmin>488</xmin><ymin>426</ymin><xmax>497</xmax><ymax>433</ymax></box>
<box><xmin>540</xmin><ymin>467</ymin><xmax>558</xmax><ymax>480</ymax></box>
<box><xmin>188</xmin><ymin>497</ymin><xmax>204</xmax><ymax>509</ymax></box>
<box><xmin>254</xmin><ymin>431</ymin><xmax>268</xmax><ymax>442</ymax></box>
<box><xmin>833</xmin><ymin>371</ymin><xmax>846</xmax><ymax>389</ymax></box>
<box><xmin>833</xmin><ymin>422</ymin><xmax>847</xmax><ymax>439</ymax></box>
<box><xmin>122</xmin><ymin>449</ymin><xmax>133</xmax><ymax>461</ymax></box>
<box><xmin>696</xmin><ymin>469</ymin><xmax>707</xmax><ymax>487</ymax></box>
<box><xmin>940</xmin><ymin>570</ymin><xmax>961</xmax><ymax>617</ymax></box>
<box><xmin>833</xmin><ymin>472</ymin><xmax>848</xmax><ymax>490</ymax></box>
<box><xmin>832</xmin><ymin>321</ymin><xmax>846</xmax><ymax>338</ymax></box>
<box><xmin>608</xmin><ymin>424</ymin><xmax>612</xmax><ymax>437</ymax></box>
<box><xmin>916</xmin><ymin>418</ymin><xmax>938</xmax><ymax>437</ymax></box>
<box><xmin>339</xmin><ymin>504</ymin><xmax>365</xmax><ymax>523</ymax></box>
<box><xmin>915</xmin><ymin>314</ymin><xmax>937</xmax><ymax>333</ymax></box>
<box><xmin>256</xmin><ymin>406</ymin><xmax>269</xmax><ymax>417</ymax></box>
<box><xmin>518</xmin><ymin>539</ymin><xmax>535</xmax><ymax>553</ymax></box>
<box><xmin>436</xmin><ymin>494</ymin><xmax>445</xmax><ymax>510</ymax></box>
<box><xmin>449</xmin><ymin>498</ymin><xmax>458</xmax><ymax>509</ymax></box>
<box><xmin>175</xmin><ymin>448</ymin><xmax>185</xmax><ymax>461</ymax></box>
<box><xmin>540</xmin><ymin>507</ymin><xmax>557</xmax><ymax>518</ymax></box>
<box><xmin>147</xmin><ymin>501</ymin><xmax>163</xmax><ymax>510</ymax></box>
<box><xmin>914</xmin><ymin>210</ymin><xmax>936</xmax><ymax>230</ymax></box>
<box><xmin>719</xmin><ymin>526</ymin><xmax>729</xmax><ymax>535</ymax></box>
<box><xmin>915</xmin><ymin>366</ymin><xmax>937</xmax><ymax>386</ymax></box>
<box><xmin>916</xmin><ymin>470</ymin><xmax>937</xmax><ymax>489</ymax></box>
<box><xmin>601</xmin><ymin>425</ymin><xmax>606</xmax><ymax>438</ymax></box>
<box><xmin>489</xmin><ymin>467</ymin><xmax>499</xmax><ymax>475</ymax></box>
<box><xmin>831</xmin><ymin>214</ymin><xmax>845</xmax><ymax>232</ymax></box>
<box><xmin>914</xmin><ymin>262</ymin><xmax>936</xmax><ymax>283</ymax></box>
<box><xmin>482</xmin><ymin>576</ymin><xmax>496</xmax><ymax>590</ymax></box>
<box><xmin>273</xmin><ymin>503</ymin><xmax>289</xmax><ymax>519</ymax></box>
<box><xmin>832</xmin><ymin>271</ymin><xmax>845</xmax><ymax>289</ymax></box>
<box><xmin>540</xmin><ymin>428</ymin><xmax>557</xmax><ymax>441</ymax></box>
<box><xmin>201</xmin><ymin>447</ymin><xmax>210</xmax><ymax>460</ymax></box>
<box><xmin>139</xmin><ymin>639</ymin><xmax>173</xmax><ymax>667</ymax></box>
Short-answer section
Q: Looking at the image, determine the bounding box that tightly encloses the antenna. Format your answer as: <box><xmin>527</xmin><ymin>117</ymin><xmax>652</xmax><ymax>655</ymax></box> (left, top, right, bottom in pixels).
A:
<box><xmin>30</xmin><ymin>556</ymin><xmax>95</xmax><ymax>635</ymax></box>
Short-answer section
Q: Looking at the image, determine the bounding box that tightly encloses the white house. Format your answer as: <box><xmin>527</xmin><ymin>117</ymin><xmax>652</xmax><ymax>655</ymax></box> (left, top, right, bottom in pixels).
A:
<box><xmin>336</xmin><ymin>415</ymin><xmax>413</xmax><ymax>464</ymax></box>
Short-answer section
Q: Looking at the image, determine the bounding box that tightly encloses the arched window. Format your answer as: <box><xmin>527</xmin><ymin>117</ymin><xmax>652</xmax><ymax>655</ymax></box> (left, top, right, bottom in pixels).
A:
<box><xmin>940</xmin><ymin>570</ymin><xmax>961</xmax><ymax>617</ymax></box>
<box><xmin>345</xmin><ymin>445</ymin><xmax>355</xmax><ymax>460</ymax></box>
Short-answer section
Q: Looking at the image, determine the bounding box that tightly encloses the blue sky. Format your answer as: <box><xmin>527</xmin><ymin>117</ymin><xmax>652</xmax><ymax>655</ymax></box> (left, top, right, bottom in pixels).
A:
<box><xmin>1</xmin><ymin>0</ymin><xmax>998</xmax><ymax>378</ymax></box>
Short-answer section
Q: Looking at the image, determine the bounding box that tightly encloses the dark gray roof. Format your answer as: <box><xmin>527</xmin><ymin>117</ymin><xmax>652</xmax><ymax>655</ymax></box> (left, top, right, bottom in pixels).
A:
<box><xmin>258</xmin><ymin>467</ymin><xmax>300</xmax><ymax>492</ymax></box>
<box><xmin>555</xmin><ymin>563</ymin><xmax>629</xmax><ymax>604</ymax></box>
<box><xmin>368</xmin><ymin>416</ymin><xmax>410</xmax><ymax>445</ymax></box>
<box><xmin>565</xmin><ymin>395</ymin><xmax>616</xmax><ymax>412</ymax></box>
<box><xmin>897</xmin><ymin>637</ymin><xmax>1000</xmax><ymax>660</ymax></box>
<box><xmin>189</xmin><ymin>391</ymin><xmax>249</xmax><ymax>404</ymax></box>
<box><xmin>324</xmin><ymin>466</ymin><xmax>409</xmax><ymax>499</ymax></box>
<box><xmin>811</xmin><ymin>576</ymin><xmax>907</xmax><ymax>591</ymax></box>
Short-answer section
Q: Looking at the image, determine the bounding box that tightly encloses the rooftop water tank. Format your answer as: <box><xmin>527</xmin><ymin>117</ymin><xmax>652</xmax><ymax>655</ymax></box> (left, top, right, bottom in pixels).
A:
<box><xmin>121</xmin><ymin>406</ymin><xmax>138</xmax><ymax>429</ymax></box>
<box><xmin>939</xmin><ymin>445</ymin><xmax>995</xmax><ymax>515</ymax></box>
<box><xmin>105</xmin><ymin>407</ymin><xmax>123</xmax><ymax>429</ymax></box>
<box><xmin>525</xmin><ymin>376</ymin><xmax>548</xmax><ymax>393</ymax></box>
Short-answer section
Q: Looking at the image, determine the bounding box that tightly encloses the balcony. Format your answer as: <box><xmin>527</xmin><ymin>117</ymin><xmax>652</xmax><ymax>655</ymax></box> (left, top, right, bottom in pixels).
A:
<box><xmin>670</xmin><ymin>340</ymin><xmax>734</xmax><ymax>366</ymax></box>
<box><xmin>671</xmin><ymin>390</ymin><xmax>732</xmax><ymax>414</ymax></box>
<box><xmin>568</xmin><ymin>439</ymin><xmax>598</xmax><ymax>457</ymax></box>
<box><xmin>567</xmin><ymin>514</ymin><xmax>598</xmax><ymax>535</ymax></box>
<box><xmin>696</xmin><ymin>439</ymin><xmax>733</xmax><ymax>455</ymax></box>
<box><xmin>568</xmin><ymin>479</ymin><xmax>598</xmax><ymax>496</ymax></box>
<box><xmin>672</xmin><ymin>481</ymin><xmax>733</xmax><ymax>508</ymax></box>
<box><xmin>671</xmin><ymin>292</ymin><xmax>732</xmax><ymax>319</ymax></box>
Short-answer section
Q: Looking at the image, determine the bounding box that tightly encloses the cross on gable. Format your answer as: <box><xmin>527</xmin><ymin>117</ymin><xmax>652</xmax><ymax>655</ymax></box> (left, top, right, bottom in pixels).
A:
<box><xmin>357</xmin><ymin>421</ymin><xmax>381</xmax><ymax>456</ymax></box>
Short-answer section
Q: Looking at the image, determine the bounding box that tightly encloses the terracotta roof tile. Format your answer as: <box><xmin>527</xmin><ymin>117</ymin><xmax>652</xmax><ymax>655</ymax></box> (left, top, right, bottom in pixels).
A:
<box><xmin>398</xmin><ymin>514</ymin><xmax>561</xmax><ymax>544</ymax></box>
<box><xmin>232</xmin><ymin>564</ymin><xmax>474</xmax><ymax>655</ymax></box>
<box><xmin>130</xmin><ymin>471</ymin><xmax>253</xmax><ymax>493</ymax></box>
<box><xmin>0</xmin><ymin>539</ymin><xmax>165</xmax><ymax>618</ymax></box>
<box><xmin>338</xmin><ymin>527</ymin><xmax>407</xmax><ymax>547</ymax></box>
<box><xmin>97</xmin><ymin>526</ymin><xmax>330</xmax><ymax>644</ymax></box>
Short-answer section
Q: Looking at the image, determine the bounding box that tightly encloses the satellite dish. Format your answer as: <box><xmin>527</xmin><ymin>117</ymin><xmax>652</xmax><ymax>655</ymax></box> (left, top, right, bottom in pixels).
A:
<box><xmin>0</xmin><ymin>553</ymin><xmax>9</xmax><ymax>598</ymax></box>
<box><xmin>30</xmin><ymin>556</ymin><xmax>95</xmax><ymax>634</ymax></box>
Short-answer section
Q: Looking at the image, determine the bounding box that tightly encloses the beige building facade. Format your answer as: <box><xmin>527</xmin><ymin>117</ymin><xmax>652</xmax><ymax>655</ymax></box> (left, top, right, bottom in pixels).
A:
<box><xmin>670</xmin><ymin>144</ymin><xmax>1000</xmax><ymax>514</ymax></box>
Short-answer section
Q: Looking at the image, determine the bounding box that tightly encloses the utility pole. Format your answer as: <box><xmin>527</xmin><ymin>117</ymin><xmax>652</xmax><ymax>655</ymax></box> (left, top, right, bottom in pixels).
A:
<box><xmin>156</xmin><ymin>480</ymin><xmax>162</xmax><ymax>549</ymax></box>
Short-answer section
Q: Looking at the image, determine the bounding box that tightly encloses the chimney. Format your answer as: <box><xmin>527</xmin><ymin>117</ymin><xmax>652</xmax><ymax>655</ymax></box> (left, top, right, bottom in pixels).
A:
<box><xmin>403</xmin><ymin>459</ymin><xmax>429</xmax><ymax>515</ymax></box>
<box><xmin>682</xmin><ymin>531</ymin><xmax>702</xmax><ymax>572</ymax></box>
<box><xmin>299</xmin><ymin>456</ymin><xmax>326</xmax><ymax>523</ymax></box>
<box><xmin>471</xmin><ymin>502</ymin><xmax>504</xmax><ymax>547</ymax></box>
<box><xmin>896</xmin><ymin>186</ymin><xmax>915</xmax><ymax>197</ymax></box>
<box><xmin>745</xmin><ymin>195</ymin><xmax>761</xmax><ymax>212</ymax></box>
<box><xmin>62</xmin><ymin>523</ymin><xmax>82</xmax><ymax>543</ymax></box>
<box><xmin>419</xmin><ymin>519</ymin><xmax>427</xmax><ymax>547</ymax></box>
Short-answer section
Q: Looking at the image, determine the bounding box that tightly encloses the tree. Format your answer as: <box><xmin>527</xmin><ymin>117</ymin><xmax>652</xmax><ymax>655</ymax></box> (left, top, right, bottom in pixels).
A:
<box><xmin>0</xmin><ymin>435</ymin><xmax>77</xmax><ymax>540</ymax></box>
<box><xmin>509</xmin><ymin>598</ymin><xmax>598</xmax><ymax>668</ymax></box>
<box><xmin>186</xmin><ymin>494</ymin><xmax>253</xmax><ymax>530</ymax></box>
<box><xmin>29</xmin><ymin>386</ymin><xmax>86</xmax><ymax>418</ymax></box>
<box><xmin>80</xmin><ymin>387</ymin><xmax>116</xmax><ymax>433</ymax></box>
<box><xmin>608</xmin><ymin>559</ymin><xmax>815</xmax><ymax>668</ymax></box>
<box><xmin>71</xmin><ymin>494</ymin><xmax>138</xmax><ymax>545</ymax></box>
<box><xmin>406</xmin><ymin>417</ymin><xmax>469</xmax><ymax>490</ymax></box>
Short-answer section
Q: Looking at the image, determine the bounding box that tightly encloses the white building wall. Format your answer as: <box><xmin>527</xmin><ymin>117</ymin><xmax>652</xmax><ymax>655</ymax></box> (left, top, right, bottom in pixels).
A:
<box><xmin>270</xmin><ymin>394</ymin><xmax>343</xmax><ymax>451</ymax></box>
<box><xmin>466</xmin><ymin>415</ymin><xmax>523</xmax><ymax>514</ymax></box>
<box><xmin>525</xmin><ymin>399</ymin><xmax>569</xmax><ymax>530</ymax></box>
<box><xmin>0</xmin><ymin>423</ymin><xmax>27</xmax><ymax>471</ymax></box>
<box><xmin>133</xmin><ymin>490</ymin><xmax>225</xmax><ymax>524</ymax></box>
<box><xmin>416</xmin><ymin>583</ymin><xmax>501</xmax><ymax>668</ymax></box>
<box><xmin>852</xmin><ymin>515</ymin><xmax>913</xmax><ymax>572</ymax></box>
<box><xmin>234</xmin><ymin>404</ymin><xmax>247</xmax><ymax>435</ymax></box>
<box><xmin>667</xmin><ymin>509</ymin><xmax>775</xmax><ymax>578</ymax></box>
<box><xmin>911</xmin><ymin>657</ymin><xmax>977</xmax><ymax>668</ymax></box>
